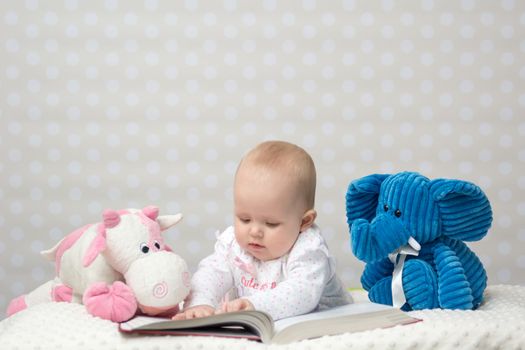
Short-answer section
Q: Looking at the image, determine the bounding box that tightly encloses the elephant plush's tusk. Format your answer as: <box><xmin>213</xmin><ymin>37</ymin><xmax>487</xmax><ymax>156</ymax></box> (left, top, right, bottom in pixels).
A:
<box><xmin>388</xmin><ymin>237</ymin><xmax>421</xmax><ymax>308</ymax></box>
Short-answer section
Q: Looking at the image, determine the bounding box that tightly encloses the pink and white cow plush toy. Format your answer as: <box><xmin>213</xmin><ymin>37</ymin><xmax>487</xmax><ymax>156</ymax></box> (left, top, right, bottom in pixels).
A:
<box><xmin>6</xmin><ymin>205</ymin><xmax>191</xmax><ymax>322</ymax></box>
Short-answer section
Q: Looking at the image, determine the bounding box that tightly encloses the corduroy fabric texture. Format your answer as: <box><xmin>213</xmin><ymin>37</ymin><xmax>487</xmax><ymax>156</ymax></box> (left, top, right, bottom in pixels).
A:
<box><xmin>345</xmin><ymin>171</ymin><xmax>492</xmax><ymax>310</ymax></box>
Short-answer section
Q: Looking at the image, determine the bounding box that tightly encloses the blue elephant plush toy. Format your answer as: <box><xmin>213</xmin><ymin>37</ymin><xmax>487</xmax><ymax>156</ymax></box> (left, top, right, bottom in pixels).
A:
<box><xmin>346</xmin><ymin>171</ymin><xmax>492</xmax><ymax>311</ymax></box>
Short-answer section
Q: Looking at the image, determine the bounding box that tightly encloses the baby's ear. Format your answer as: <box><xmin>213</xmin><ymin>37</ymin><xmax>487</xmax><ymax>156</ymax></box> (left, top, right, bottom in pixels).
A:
<box><xmin>300</xmin><ymin>210</ymin><xmax>317</xmax><ymax>232</ymax></box>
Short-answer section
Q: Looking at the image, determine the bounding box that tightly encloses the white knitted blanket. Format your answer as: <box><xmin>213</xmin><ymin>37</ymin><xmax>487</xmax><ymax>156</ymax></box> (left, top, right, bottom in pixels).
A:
<box><xmin>1</xmin><ymin>285</ymin><xmax>524</xmax><ymax>349</ymax></box>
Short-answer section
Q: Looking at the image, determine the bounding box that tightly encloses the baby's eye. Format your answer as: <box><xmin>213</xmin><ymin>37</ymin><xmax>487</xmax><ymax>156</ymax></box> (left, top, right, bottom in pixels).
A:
<box><xmin>239</xmin><ymin>217</ymin><xmax>251</xmax><ymax>224</ymax></box>
<box><xmin>266</xmin><ymin>222</ymin><xmax>280</xmax><ymax>228</ymax></box>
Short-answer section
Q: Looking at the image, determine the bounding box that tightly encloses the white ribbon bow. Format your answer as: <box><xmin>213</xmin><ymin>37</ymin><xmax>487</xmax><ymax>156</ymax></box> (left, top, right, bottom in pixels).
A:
<box><xmin>388</xmin><ymin>237</ymin><xmax>421</xmax><ymax>308</ymax></box>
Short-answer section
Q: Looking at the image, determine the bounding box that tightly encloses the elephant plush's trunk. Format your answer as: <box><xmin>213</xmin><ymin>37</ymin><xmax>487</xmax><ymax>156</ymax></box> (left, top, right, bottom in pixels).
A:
<box><xmin>351</xmin><ymin>215</ymin><xmax>412</xmax><ymax>263</ymax></box>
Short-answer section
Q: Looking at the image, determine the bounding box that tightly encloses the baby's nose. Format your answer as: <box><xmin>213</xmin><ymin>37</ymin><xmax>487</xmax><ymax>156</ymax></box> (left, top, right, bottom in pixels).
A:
<box><xmin>249</xmin><ymin>225</ymin><xmax>263</xmax><ymax>237</ymax></box>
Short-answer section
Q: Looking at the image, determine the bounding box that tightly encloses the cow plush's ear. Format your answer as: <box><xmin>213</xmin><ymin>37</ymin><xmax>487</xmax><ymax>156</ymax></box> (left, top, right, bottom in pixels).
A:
<box><xmin>103</xmin><ymin>209</ymin><xmax>120</xmax><ymax>228</ymax></box>
<box><xmin>157</xmin><ymin>213</ymin><xmax>183</xmax><ymax>231</ymax></box>
<box><xmin>142</xmin><ymin>205</ymin><xmax>159</xmax><ymax>220</ymax></box>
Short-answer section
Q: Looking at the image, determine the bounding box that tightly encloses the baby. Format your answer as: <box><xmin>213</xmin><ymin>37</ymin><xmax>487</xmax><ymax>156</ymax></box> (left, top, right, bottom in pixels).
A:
<box><xmin>174</xmin><ymin>140</ymin><xmax>351</xmax><ymax>321</ymax></box>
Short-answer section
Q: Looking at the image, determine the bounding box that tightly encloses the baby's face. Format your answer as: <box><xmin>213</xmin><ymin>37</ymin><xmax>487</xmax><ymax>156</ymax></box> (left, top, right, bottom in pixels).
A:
<box><xmin>233</xmin><ymin>165</ymin><xmax>307</xmax><ymax>261</ymax></box>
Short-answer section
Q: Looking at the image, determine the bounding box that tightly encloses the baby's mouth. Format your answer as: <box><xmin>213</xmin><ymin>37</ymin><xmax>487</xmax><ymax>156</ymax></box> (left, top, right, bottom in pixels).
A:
<box><xmin>248</xmin><ymin>243</ymin><xmax>264</xmax><ymax>249</ymax></box>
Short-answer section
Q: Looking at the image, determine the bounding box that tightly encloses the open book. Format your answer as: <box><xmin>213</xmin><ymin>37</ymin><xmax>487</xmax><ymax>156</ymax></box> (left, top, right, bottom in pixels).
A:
<box><xmin>119</xmin><ymin>302</ymin><xmax>420</xmax><ymax>344</ymax></box>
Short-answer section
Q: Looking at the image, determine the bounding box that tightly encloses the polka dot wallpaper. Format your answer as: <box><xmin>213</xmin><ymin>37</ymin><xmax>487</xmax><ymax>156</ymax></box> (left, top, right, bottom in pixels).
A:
<box><xmin>1</xmin><ymin>1</ymin><xmax>524</xmax><ymax>317</ymax></box>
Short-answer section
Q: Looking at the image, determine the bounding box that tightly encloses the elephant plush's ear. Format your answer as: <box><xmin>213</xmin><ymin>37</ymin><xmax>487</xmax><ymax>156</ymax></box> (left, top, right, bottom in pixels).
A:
<box><xmin>429</xmin><ymin>179</ymin><xmax>492</xmax><ymax>241</ymax></box>
<box><xmin>346</xmin><ymin>174</ymin><xmax>390</xmax><ymax>225</ymax></box>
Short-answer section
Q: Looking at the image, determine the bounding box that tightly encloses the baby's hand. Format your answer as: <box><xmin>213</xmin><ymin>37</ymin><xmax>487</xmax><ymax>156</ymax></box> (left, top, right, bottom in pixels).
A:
<box><xmin>172</xmin><ymin>305</ymin><xmax>215</xmax><ymax>320</ymax></box>
<box><xmin>217</xmin><ymin>298</ymin><xmax>254</xmax><ymax>314</ymax></box>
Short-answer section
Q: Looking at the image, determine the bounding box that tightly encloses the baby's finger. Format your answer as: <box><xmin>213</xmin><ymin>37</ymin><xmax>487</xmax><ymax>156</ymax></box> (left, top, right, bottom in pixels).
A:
<box><xmin>239</xmin><ymin>301</ymin><xmax>250</xmax><ymax>310</ymax></box>
<box><xmin>219</xmin><ymin>301</ymin><xmax>232</xmax><ymax>313</ymax></box>
<box><xmin>172</xmin><ymin>313</ymin><xmax>186</xmax><ymax>320</ymax></box>
<box><xmin>215</xmin><ymin>303</ymin><xmax>226</xmax><ymax>314</ymax></box>
<box><xmin>230</xmin><ymin>300</ymin><xmax>244</xmax><ymax>312</ymax></box>
<box><xmin>195</xmin><ymin>308</ymin><xmax>212</xmax><ymax>318</ymax></box>
<box><xmin>193</xmin><ymin>310</ymin><xmax>205</xmax><ymax>318</ymax></box>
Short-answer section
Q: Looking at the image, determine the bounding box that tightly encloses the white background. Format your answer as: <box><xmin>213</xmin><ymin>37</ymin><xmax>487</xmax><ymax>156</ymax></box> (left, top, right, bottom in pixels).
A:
<box><xmin>1</xmin><ymin>0</ymin><xmax>524</xmax><ymax>317</ymax></box>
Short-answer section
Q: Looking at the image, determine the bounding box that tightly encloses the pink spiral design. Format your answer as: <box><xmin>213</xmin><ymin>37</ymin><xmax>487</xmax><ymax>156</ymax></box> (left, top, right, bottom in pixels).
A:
<box><xmin>152</xmin><ymin>281</ymin><xmax>168</xmax><ymax>299</ymax></box>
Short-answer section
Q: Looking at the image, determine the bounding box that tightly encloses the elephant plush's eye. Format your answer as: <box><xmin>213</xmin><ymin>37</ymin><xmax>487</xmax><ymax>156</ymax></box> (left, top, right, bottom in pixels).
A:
<box><xmin>395</xmin><ymin>209</ymin><xmax>402</xmax><ymax>217</ymax></box>
<box><xmin>383</xmin><ymin>204</ymin><xmax>389</xmax><ymax>212</ymax></box>
<box><xmin>140</xmin><ymin>243</ymin><xmax>150</xmax><ymax>254</ymax></box>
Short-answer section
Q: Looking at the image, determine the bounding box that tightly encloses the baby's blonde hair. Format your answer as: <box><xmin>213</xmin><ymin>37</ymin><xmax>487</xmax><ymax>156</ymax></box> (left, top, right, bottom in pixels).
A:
<box><xmin>236</xmin><ymin>141</ymin><xmax>317</xmax><ymax>209</ymax></box>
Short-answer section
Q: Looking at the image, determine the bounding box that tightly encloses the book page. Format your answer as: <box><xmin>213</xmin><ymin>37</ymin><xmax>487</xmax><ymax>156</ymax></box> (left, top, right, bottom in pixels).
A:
<box><xmin>271</xmin><ymin>303</ymin><xmax>419</xmax><ymax>344</ymax></box>
<box><xmin>273</xmin><ymin>302</ymin><xmax>392</xmax><ymax>334</ymax></box>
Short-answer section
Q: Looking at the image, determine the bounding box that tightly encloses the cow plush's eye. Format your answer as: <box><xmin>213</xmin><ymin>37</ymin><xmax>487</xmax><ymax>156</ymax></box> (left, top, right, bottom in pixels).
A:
<box><xmin>140</xmin><ymin>243</ymin><xmax>149</xmax><ymax>254</ymax></box>
<box><xmin>154</xmin><ymin>241</ymin><xmax>161</xmax><ymax>249</ymax></box>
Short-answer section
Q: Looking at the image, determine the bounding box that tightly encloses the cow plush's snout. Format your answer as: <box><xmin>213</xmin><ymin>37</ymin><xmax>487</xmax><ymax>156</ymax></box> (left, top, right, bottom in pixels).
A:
<box><xmin>124</xmin><ymin>251</ymin><xmax>190</xmax><ymax>309</ymax></box>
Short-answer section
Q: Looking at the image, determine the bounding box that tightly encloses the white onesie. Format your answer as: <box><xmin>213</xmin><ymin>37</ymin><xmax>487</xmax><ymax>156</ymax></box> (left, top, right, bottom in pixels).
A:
<box><xmin>186</xmin><ymin>224</ymin><xmax>352</xmax><ymax>320</ymax></box>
